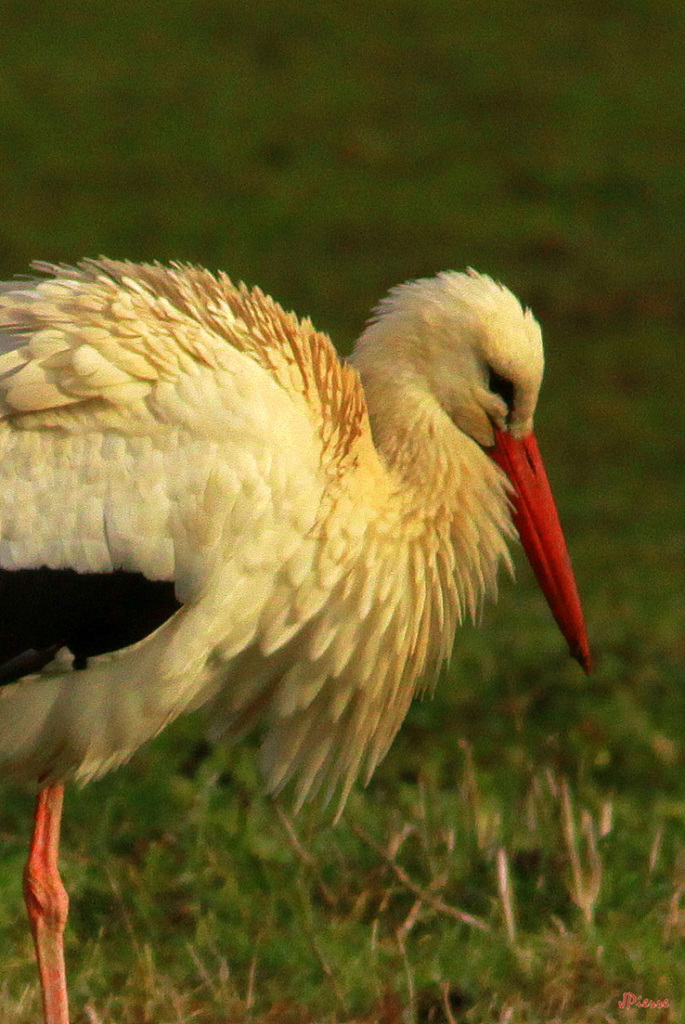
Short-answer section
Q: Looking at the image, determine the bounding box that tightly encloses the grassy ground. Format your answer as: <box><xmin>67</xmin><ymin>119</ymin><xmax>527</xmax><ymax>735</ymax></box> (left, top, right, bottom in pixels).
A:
<box><xmin>0</xmin><ymin>1</ymin><xmax>684</xmax><ymax>1021</ymax></box>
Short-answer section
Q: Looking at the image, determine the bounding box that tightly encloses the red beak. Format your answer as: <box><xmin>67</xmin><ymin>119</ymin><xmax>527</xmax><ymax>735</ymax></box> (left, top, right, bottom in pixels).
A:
<box><xmin>490</xmin><ymin>428</ymin><xmax>591</xmax><ymax>673</ymax></box>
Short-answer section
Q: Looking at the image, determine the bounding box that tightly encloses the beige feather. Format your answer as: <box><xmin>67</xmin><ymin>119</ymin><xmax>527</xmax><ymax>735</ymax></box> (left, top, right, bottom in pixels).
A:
<box><xmin>0</xmin><ymin>261</ymin><xmax>531</xmax><ymax>810</ymax></box>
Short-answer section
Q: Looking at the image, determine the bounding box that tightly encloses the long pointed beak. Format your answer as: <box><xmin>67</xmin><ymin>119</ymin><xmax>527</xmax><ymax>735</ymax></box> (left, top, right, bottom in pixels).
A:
<box><xmin>490</xmin><ymin>428</ymin><xmax>591</xmax><ymax>673</ymax></box>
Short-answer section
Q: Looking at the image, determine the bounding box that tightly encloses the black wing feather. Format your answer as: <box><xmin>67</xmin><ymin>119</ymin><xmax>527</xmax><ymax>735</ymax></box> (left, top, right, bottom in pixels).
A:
<box><xmin>0</xmin><ymin>568</ymin><xmax>181</xmax><ymax>685</ymax></box>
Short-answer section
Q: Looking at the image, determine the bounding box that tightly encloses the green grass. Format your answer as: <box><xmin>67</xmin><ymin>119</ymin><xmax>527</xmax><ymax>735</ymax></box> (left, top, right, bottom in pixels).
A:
<box><xmin>0</xmin><ymin>0</ymin><xmax>684</xmax><ymax>1021</ymax></box>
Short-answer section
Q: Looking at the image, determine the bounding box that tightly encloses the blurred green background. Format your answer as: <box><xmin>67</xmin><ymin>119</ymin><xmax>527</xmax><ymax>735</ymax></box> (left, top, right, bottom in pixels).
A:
<box><xmin>0</xmin><ymin>1</ymin><xmax>684</xmax><ymax>1022</ymax></box>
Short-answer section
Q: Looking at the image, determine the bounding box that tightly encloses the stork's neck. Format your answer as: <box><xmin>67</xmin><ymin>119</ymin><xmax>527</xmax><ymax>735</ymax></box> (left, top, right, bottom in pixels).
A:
<box><xmin>352</xmin><ymin>361</ymin><xmax>468</xmax><ymax>509</ymax></box>
<box><xmin>351</xmin><ymin>356</ymin><xmax>514</xmax><ymax>621</ymax></box>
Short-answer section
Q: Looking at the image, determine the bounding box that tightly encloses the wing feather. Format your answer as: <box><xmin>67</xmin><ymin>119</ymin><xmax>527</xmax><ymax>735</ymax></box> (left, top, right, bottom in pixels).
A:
<box><xmin>0</xmin><ymin>262</ymin><xmax>361</xmax><ymax>597</ymax></box>
<box><xmin>0</xmin><ymin>261</ymin><xmax>382</xmax><ymax>784</ymax></box>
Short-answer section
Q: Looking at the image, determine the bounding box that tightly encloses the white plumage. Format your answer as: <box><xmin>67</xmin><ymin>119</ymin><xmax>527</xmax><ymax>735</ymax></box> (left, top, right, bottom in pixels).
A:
<box><xmin>0</xmin><ymin>260</ymin><xmax>589</xmax><ymax>1024</ymax></box>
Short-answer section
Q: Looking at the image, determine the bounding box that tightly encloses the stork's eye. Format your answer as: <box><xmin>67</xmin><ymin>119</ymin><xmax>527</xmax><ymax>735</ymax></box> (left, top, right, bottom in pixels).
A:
<box><xmin>488</xmin><ymin>366</ymin><xmax>515</xmax><ymax>419</ymax></box>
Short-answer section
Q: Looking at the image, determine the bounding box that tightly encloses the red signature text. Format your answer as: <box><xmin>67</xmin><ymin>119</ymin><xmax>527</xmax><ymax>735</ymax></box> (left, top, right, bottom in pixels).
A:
<box><xmin>618</xmin><ymin>992</ymin><xmax>670</xmax><ymax>1010</ymax></box>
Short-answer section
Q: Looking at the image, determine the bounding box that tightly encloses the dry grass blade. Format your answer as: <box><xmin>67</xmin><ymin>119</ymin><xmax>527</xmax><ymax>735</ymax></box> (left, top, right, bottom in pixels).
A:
<box><xmin>663</xmin><ymin>887</ymin><xmax>685</xmax><ymax>942</ymax></box>
<box><xmin>496</xmin><ymin>847</ymin><xmax>517</xmax><ymax>945</ymax></box>
<box><xmin>459</xmin><ymin>738</ymin><xmax>501</xmax><ymax>852</ymax></box>
<box><xmin>394</xmin><ymin>929</ymin><xmax>416</xmax><ymax>1024</ymax></box>
<box><xmin>560</xmin><ymin>779</ymin><xmax>603</xmax><ymax>927</ymax></box>
<box><xmin>648</xmin><ymin>823</ymin><xmax>664</xmax><ymax>879</ymax></box>
<box><xmin>273</xmin><ymin>801</ymin><xmax>337</xmax><ymax>905</ymax></box>
<box><xmin>350</xmin><ymin>822</ymin><xmax>491</xmax><ymax>934</ymax></box>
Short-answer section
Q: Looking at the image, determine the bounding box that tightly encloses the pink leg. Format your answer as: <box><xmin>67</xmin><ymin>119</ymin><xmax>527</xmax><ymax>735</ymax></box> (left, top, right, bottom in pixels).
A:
<box><xmin>23</xmin><ymin>784</ymin><xmax>70</xmax><ymax>1024</ymax></box>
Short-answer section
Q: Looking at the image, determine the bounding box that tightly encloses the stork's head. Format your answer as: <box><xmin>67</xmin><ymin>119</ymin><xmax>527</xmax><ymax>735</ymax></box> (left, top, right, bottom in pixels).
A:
<box><xmin>354</xmin><ymin>269</ymin><xmax>544</xmax><ymax>446</ymax></box>
<box><xmin>353</xmin><ymin>269</ymin><xmax>591</xmax><ymax>673</ymax></box>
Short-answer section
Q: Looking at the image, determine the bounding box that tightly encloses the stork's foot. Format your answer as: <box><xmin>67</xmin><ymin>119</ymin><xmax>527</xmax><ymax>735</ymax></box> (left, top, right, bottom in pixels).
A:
<box><xmin>24</xmin><ymin>784</ymin><xmax>70</xmax><ymax>1024</ymax></box>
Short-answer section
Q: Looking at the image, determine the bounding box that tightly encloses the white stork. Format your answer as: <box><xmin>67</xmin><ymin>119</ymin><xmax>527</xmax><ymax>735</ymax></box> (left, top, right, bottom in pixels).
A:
<box><xmin>0</xmin><ymin>260</ymin><xmax>590</xmax><ymax>1023</ymax></box>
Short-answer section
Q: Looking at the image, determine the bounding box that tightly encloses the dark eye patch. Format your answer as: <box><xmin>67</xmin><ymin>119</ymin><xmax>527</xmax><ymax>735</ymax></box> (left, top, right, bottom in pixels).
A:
<box><xmin>488</xmin><ymin>366</ymin><xmax>515</xmax><ymax>418</ymax></box>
